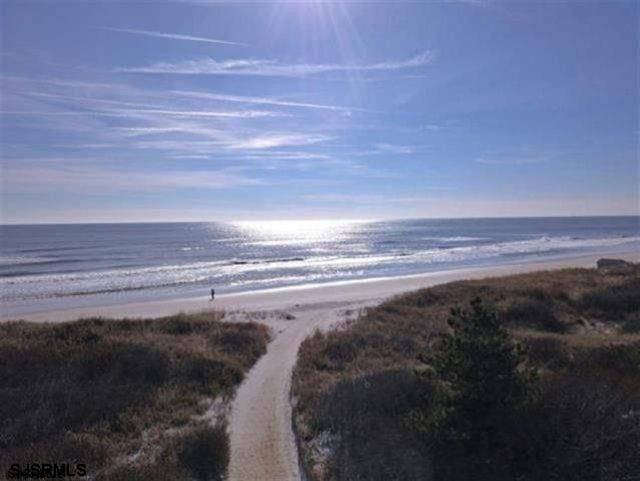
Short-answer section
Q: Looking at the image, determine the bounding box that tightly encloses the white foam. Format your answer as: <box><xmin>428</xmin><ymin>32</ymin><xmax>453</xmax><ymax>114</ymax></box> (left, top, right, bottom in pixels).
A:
<box><xmin>1</xmin><ymin>234</ymin><xmax>638</xmax><ymax>302</ymax></box>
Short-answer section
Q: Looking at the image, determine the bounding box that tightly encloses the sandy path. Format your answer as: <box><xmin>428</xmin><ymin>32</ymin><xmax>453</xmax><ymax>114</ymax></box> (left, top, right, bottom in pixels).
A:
<box><xmin>227</xmin><ymin>303</ymin><xmax>363</xmax><ymax>481</ymax></box>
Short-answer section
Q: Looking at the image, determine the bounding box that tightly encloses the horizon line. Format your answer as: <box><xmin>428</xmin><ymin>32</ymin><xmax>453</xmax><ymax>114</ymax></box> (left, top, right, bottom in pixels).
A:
<box><xmin>2</xmin><ymin>213</ymin><xmax>638</xmax><ymax>227</ymax></box>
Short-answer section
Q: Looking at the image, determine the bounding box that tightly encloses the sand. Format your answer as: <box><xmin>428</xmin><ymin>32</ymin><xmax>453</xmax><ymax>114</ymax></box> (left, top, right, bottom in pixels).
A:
<box><xmin>3</xmin><ymin>251</ymin><xmax>639</xmax><ymax>481</ymax></box>
<box><xmin>5</xmin><ymin>251</ymin><xmax>638</xmax><ymax>324</ymax></box>
<box><xmin>226</xmin><ymin>302</ymin><xmax>365</xmax><ymax>481</ymax></box>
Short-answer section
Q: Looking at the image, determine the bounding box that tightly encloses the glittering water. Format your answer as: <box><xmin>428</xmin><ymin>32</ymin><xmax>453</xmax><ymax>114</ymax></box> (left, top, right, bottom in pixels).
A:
<box><xmin>1</xmin><ymin>216</ymin><xmax>638</xmax><ymax>316</ymax></box>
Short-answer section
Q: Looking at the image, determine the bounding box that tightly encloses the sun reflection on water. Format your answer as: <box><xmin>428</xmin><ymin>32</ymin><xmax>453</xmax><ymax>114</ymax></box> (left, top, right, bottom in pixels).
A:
<box><xmin>231</xmin><ymin>219</ymin><xmax>367</xmax><ymax>245</ymax></box>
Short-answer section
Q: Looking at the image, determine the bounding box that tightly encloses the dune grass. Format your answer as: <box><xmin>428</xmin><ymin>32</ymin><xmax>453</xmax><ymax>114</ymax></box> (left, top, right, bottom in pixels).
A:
<box><xmin>293</xmin><ymin>264</ymin><xmax>640</xmax><ymax>481</ymax></box>
<box><xmin>0</xmin><ymin>312</ymin><xmax>269</xmax><ymax>480</ymax></box>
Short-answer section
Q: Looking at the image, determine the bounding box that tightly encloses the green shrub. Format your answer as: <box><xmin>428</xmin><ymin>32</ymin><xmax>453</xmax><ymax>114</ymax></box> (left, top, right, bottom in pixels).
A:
<box><xmin>430</xmin><ymin>298</ymin><xmax>537</xmax><ymax>480</ymax></box>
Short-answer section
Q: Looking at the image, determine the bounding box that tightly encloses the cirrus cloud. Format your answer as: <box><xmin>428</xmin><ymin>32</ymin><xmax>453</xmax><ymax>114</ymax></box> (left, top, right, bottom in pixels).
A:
<box><xmin>116</xmin><ymin>51</ymin><xmax>435</xmax><ymax>77</ymax></box>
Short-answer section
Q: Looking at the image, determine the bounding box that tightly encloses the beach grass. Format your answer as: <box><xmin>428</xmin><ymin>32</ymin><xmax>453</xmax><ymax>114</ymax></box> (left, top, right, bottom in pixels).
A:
<box><xmin>0</xmin><ymin>311</ymin><xmax>269</xmax><ymax>480</ymax></box>
<box><xmin>293</xmin><ymin>263</ymin><xmax>640</xmax><ymax>481</ymax></box>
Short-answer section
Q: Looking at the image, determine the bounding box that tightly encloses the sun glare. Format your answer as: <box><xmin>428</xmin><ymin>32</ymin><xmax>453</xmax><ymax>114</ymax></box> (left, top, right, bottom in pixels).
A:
<box><xmin>232</xmin><ymin>219</ymin><xmax>365</xmax><ymax>241</ymax></box>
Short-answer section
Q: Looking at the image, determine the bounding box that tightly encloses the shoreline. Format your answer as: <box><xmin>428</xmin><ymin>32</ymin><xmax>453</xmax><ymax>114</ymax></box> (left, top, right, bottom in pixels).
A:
<box><xmin>4</xmin><ymin>250</ymin><xmax>638</xmax><ymax>323</ymax></box>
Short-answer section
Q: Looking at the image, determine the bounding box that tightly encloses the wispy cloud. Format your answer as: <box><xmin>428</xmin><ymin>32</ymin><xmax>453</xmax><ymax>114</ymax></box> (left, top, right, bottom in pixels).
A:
<box><xmin>24</xmin><ymin>91</ymin><xmax>285</xmax><ymax>119</ymax></box>
<box><xmin>374</xmin><ymin>143</ymin><xmax>415</xmax><ymax>155</ymax></box>
<box><xmin>301</xmin><ymin>193</ymin><xmax>445</xmax><ymax>204</ymax></box>
<box><xmin>348</xmin><ymin>143</ymin><xmax>423</xmax><ymax>157</ymax></box>
<box><xmin>125</xmin><ymin>132</ymin><xmax>331</xmax><ymax>152</ymax></box>
<box><xmin>224</xmin><ymin>133</ymin><xmax>332</xmax><ymax>150</ymax></box>
<box><xmin>117</xmin><ymin>51</ymin><xmax>435</xmax><ymax>77</ymax></box>
<box><xmin>476</xmin><ymin>156</ymin><xmax>548</xmax><ymax>165</ymax></box>
<box><xmin>2</xmin><ymin>74</ymin><xmax>345</xmax><ymax>180</ymax></box>
<box><xmin>98</xmin><ymin>27</ymin><xmax>248</xmax><ymax>46</ymax></box>
<box><xmin>173</xmin><ymin>90</ymin><xmax>359</xmax><ymax>113</ymax></box>
<box><xmin>3</xmin><ymin>165</ymin><xmax>262</xmax><ymax>193</ymax></box>
<box><xmin>3</xmin><ymin>108</ymin><xmax>285</xmax><ymax>119</ymax></box>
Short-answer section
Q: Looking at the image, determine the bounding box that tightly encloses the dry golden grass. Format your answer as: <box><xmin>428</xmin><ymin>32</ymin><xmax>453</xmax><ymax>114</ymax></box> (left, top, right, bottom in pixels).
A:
<box><xmin>0</xmin><ymin>312</ymin><xmax>269</xmax><ymax>480</ymax></box>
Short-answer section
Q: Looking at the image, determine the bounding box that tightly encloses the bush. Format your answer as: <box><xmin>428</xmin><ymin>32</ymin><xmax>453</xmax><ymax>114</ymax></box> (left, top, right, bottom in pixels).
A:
<box><xmin>520</xmin><ymin>336</ymin><xmax>572</xmax><ymax>370</ymax></box>
<box><xmin>579</xmin><ymin>277</ymin><xmax>640</xmax><ymax>320</ymax></box>
<box><xmin>517</xmin><ymin>374</ymin><xmax>640</xmax><ymax>480</ymax></box>
<box><xmin>314</xmin><ymin>370</ymin><xmax>433</xmax><ymax>481</ymax></box>
<box><xmin>575</xmin><ymin>342</ymin><xmax>640</xmax><ymax>377</ymax></box>
<box><xmin>292</xmin><ymin>266</ymin><xmax>640</xmax><ymax>481</ymax></box>
<box><xmin>430</xmin><ymin>299</ymin><xmax>537</xmax><ymax>480</ymax></box>
<box><xmin>176</xmin><ymin>356</ymin><xmax>243</xmax><ymax>394</ymax></box>
<box><xmin>175</xmin><ymin>424</ymin><xmax>229</xmax><ymax>481</ymax></box>
<box><xmin>211</xmin><ymin>329</ymin><xmax>268</xmax><ymax>361</ymax></box>
<box><xmin>97</xmin><ymin>463</ymin><xmax>183</xmax><ymax>481</ymax></box>
<box><xmin>0</xmin><ymin>314</ymin><xmax>267</xmax><ymax>478</ymax></box>
<box><xmin>74</xmin><ymin>342</ymin><xmax>169</xmax><ymax>385</ymax></box>
<box><xmin>622</xmin><ymin>311</ymin><xmax>640</xmax><ymax>333</ymax></box>
<box><xmin>503</xmin><ymin>298</ymin><xmax>568</xmax><ymax>333</ymax></box>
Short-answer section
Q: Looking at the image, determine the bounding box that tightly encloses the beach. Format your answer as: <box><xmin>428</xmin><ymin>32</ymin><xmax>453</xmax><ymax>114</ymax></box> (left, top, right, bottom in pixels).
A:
<box><xmin>5</xmin><ymin>250</ymin><xmax>638</xmax><ymax>323</ymax></box>
<box><xmin>2</xmin><ymin>217</ymin><xmax>638</xmax><ymax>320</ymax></box>
<box><xmin>3</xmin><ymin>251</ymin><xmax>637</xmax><ymax>481</ymax></box>
<box><xmin>3</xmin><ymin>3</ymin><xmax>638</xmax><ymax>478</ymax></box>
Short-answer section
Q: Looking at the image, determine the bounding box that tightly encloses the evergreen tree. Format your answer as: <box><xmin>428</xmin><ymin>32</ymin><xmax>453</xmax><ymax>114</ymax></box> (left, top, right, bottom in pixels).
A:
<box><xmin>432</xmin><ymin>298</ymin><xmax>537</xmax><ymax>480</ymax></box>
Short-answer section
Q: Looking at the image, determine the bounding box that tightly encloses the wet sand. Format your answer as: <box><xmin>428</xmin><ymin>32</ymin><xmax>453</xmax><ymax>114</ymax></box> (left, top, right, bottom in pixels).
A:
<box><xmin>5</xmin><ymin>251</ymin><xmax>638</xmax><ymax>323</ymax></box>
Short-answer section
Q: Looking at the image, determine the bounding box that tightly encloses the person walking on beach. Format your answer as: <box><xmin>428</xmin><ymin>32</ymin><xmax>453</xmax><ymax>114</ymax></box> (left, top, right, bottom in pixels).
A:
<box><xmin>210</xmin><ymin>288</ymin><xmax>215</xmax><ymax>302</ymax></box>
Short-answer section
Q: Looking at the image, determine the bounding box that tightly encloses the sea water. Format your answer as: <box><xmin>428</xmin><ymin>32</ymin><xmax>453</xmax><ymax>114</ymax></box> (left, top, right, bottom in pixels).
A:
<box><xmin>1</xmin><ymin>216</ymin><xmax>638</xmax><ymax>316</ymax></box>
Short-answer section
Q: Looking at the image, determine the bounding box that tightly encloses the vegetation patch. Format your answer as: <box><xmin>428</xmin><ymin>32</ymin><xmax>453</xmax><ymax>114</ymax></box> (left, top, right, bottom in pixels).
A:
<box><xmin>0</xmin><ymin>312</ymin><xmax>269</xmax><ymax>480</ymax></box>
<box><xmin>293</xmin><ymin>265</ymin><xmax>640</xmax><ymax>481</ymax></box>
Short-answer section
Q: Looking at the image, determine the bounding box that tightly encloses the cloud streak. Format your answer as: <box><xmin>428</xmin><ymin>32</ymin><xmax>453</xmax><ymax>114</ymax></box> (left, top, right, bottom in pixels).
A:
<box><xmin>124</xmin><ymin>132</ymin><xmax>332</xmax><ymax>152</ymax></box>
<box><xmin>117</xmin><ymin>51</ymin><xmax>435</xmax><ymax>77</ymax></box>
<box><xmin>476</xmin><ymin>156</ymin><xmax>548</xmax><ymax>165</ymax></box>
<box><xmin>3</xmin><ymin>165</ymin><xmax>262</xmax><ymax>193</ymax></box>
<box><xmin>173</xmin><ymin>90</ymin><xmax>359</xmax><ymax>112</ymax></box>
<box><xmin>224</xmin><ymin>133</ymin><xmax>331</xmax><ymax>150</ymax></box>
<box><xmin>98</xmin><ymin>27</ymin><xmax>248</xmax><ymax>46</ymax></box>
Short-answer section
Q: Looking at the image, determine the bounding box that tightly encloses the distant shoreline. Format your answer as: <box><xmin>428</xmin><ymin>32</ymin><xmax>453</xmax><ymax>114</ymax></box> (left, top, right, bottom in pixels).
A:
<box><xmin>4</xmin><ymin>249</ymin><xmax>638</xmax><ymax>323</ymax></box>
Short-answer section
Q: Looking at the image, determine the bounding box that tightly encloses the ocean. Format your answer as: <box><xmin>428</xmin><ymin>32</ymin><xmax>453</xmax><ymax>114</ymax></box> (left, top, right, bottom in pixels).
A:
<box><xmin>1</xmin><ymin>216</ymin><xmax>638</xmax><ymax>317</ymax></box>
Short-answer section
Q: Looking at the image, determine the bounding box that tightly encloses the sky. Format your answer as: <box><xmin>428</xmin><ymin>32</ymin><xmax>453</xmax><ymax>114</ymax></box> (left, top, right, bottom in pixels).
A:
<box><xmin>0</xmin><ymin>0</ymin><xmax>638</xmax><ymax>224</ymax></box>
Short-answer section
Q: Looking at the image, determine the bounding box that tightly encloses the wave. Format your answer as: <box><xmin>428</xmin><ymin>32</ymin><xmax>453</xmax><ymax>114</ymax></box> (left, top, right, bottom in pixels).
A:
<box><xmin>231</xmin><ymin>257</ymin><xmax>305</xmax><ymax>265</ymax></box>
<box><xmin>409</xmin><ymin>235</ymin><xmax>640</xmax><ymax>265</ymax></box>
<box><xmin>422</xmin><ymin>236</ymin><xmax>489</xmax><ymax>242</ymax></box>
<box><xmin>0</xmin><ymin>255</ymin><xmax>55</xmax><ymax>266</ymax></box>
<box><xmin>1</xmin><ymin>234</ymin><xmax>638</xmax><ymax>302</ymax></box>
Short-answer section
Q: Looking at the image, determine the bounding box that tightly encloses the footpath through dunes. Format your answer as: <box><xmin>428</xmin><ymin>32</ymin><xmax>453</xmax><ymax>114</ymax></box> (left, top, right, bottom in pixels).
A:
<box><xmin>219</xmin><ymin>251</ymin><xmax>640</xmax><ymax>481</ymax></box>
<box><xmin>5</xmin><ymin>254</ymin><xmax>639</xmax><ymax>479</ymax></box>
<box><xmin>226</xmin><ymin>303</ymin><xmax>364</xmax><ymax>481</ymax></box>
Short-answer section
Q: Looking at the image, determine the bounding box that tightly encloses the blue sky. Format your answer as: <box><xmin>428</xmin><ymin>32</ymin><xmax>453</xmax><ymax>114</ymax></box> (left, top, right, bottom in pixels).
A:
<box><xmin>0</xmin><ymin>0</ymin><xmax>638</xmax><ymax>223</ymax></box>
